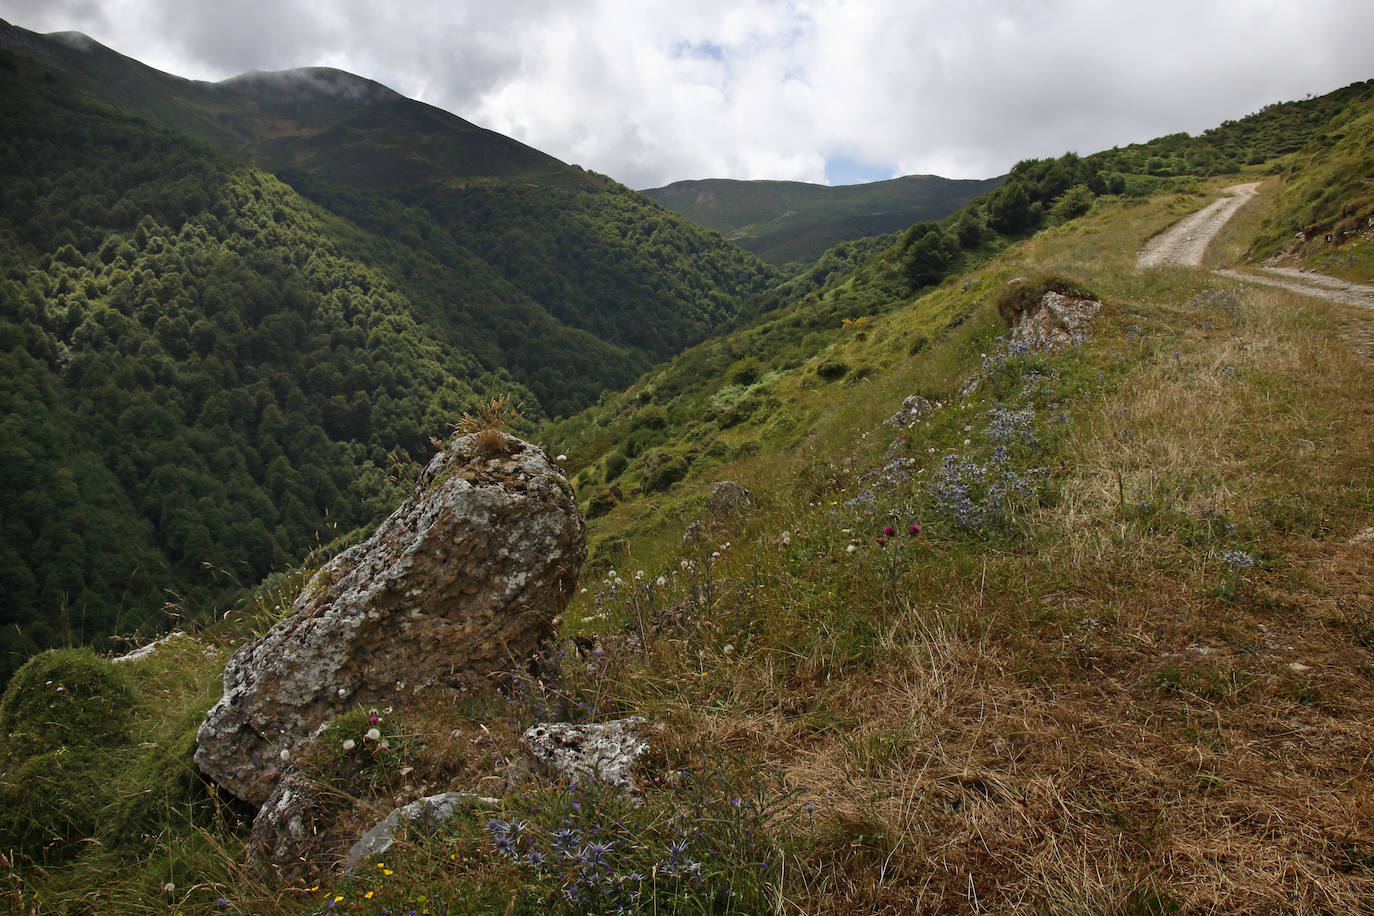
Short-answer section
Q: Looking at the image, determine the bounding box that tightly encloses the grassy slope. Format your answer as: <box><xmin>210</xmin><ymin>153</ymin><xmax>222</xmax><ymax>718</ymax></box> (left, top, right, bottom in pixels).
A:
<box><xmin>642</xmin><ymin>174</ymin><xmax>1005</xmax><ymax>265</ymax></box>
<box><xmin>1249</xmin><ymin>88</ymin><xmax>1374</xmax><ymax>281</ymax></box>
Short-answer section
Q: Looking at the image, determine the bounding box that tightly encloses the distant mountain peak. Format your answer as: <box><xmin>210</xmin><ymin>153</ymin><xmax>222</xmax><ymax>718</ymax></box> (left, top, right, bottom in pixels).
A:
<box><xmin>217</xmin><ymin>66</ymin><xmax>402</xmax><ymax>104</ymax></box>
<box><xmin>46</xmin><ymin>30</ymin><xmax>100</xmax><ymax>52</ymax></box>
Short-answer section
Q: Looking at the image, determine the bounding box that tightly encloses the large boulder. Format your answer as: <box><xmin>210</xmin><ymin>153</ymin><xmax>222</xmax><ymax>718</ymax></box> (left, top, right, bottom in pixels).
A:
<box><xmin>196</xmin><ymin>433</ymin><xmax>586</xmax><ymax>805</ymax></box>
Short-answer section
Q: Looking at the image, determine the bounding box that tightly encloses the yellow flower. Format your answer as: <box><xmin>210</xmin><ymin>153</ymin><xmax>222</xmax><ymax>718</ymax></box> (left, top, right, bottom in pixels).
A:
<box><xmin>365</xmin><ymin>891</ymin><xmax>375</xmax><ymax>899</ymax></box>
<box><xmin>383</xmin><ymin>869</ymin><xmax>394</xmax><ymax>876</ymax></box>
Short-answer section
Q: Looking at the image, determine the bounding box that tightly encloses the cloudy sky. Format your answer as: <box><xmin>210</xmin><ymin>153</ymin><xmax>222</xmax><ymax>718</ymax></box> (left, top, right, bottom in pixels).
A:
<box><xmin>3</xmin><ymin>0</ymin><xmax>1371</xmax><ymax>189</ymax></box>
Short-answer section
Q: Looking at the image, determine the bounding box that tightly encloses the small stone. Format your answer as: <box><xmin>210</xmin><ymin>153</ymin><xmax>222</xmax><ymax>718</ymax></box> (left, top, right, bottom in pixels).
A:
<box><xmin>523</xmin><ymin>717</ymin><xmax>655</xmax><ymax>792</ymax></box>
<box><xmin>709</xmin><ymin>481</ymin><xmax>754</xmax><ymax>518</ymax></box>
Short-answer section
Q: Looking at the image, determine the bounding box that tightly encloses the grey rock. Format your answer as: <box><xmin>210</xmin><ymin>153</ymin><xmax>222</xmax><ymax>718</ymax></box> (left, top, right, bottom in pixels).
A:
<box><xmin>1010</xmin><ymin>291</ymin><xmax>1102</xmax><ymax>348</ymax></box>
<box><xmin>343</xmin><ymin>792</ymin><xmax>499</xmax><ymax>873</ymax></box>
<box><xmin>708</xmin><ymin>481</ymin><xmax>754</xmax><ymax>517</ymax></box>
<box><xmin>523</xmin><ymin>717</ymin><xmax>653</xmax><ymax>791</ymax></box>
<box><xmin>955</xmin><ymin>375</ymin><xmax>981</xmax><ymax>402</ymax></box>
<box><xmin>110</xmin><ymin>631</ymin><xmax>190</xmax><ymax>664</ymax></box>
<box><xmin>884</xmin><ymin>394</ymin><xmax>933</xmax><ymax>429</ymax></box>
<box><xmin>245</xmin><ymin>771</ymin><xmax>333</xmax><ymax>884</ymax></box>
<box><xmin>196</xmin><ymin>433</ymin><xmax>586</xmax><ymax>805</ymax></box>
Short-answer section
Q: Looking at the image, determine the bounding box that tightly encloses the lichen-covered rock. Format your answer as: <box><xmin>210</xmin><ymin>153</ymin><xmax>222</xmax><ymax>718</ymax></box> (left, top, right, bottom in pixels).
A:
<box><xmin>884</xmin><ymin>395</ymin><xmax>933</xmax><ymax>429</ymax></box>
<box><xmin>709</xmin><ymin>481</ymin><xmax>754</xmax><ymax>518</ymax></box>
<box><xmin>196</xmin><ymin>433</ymin><xmax>586</xmax><ymax>805</ymax></box>
<box><xmin>523</xmin><ymin>717</ymin><xmax>654</xmax><ymax>791</ymax></box>
<box><xmin>1010</xmin><ymin>291</ymin><xmax>1102</xmax><ymax>348</ymax></box>
<box><xmin>343</xmin><ymin>792</ymin><xmax>499</xmax><ymax>873</ymax></box>
<box><xmin>246</xmin><ymin>770</ymin><xmax>334</xmax><ymax>883</ymax></box>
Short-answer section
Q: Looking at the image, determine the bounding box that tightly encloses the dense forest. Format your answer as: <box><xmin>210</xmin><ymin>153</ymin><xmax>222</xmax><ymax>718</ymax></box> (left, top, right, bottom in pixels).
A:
<box><xmin>0</xmin><ymin>46</ymin><xmax>774</xmax><ymax>682</ymax></box>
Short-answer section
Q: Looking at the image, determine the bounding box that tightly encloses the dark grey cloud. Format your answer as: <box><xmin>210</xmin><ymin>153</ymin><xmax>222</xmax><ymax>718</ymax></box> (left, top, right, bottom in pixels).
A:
<box><xmin>2</xmin><ymin>0</ymin><xmax>1370</xmax><ymax>187</ymax></box>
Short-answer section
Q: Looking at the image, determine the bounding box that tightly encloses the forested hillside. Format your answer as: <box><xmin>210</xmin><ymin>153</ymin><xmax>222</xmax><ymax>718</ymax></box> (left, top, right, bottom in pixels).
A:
<box><xmin>0</xmin><ymin>19</ymin><xmax>779</xmax><ymax>417</ymax></box>
<box><xmin>0</xmin><ymin>39</ymin><xmax>772</xmax><ymax>682</ymax></box>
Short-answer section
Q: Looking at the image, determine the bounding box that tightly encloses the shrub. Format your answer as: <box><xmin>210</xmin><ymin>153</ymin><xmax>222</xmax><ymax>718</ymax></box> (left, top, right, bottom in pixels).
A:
<box><xmin>816</xmin><ymin>359</ymin><xmax>849</xmax><ymax>381</ymax></box>
<box><xmin>0</xmin><ymin>746</ymin><xmax>120</xmax><ymax>864</ymax></box>
<box><xmin>629</xmin><ymin>404</ymin><xmax>668</xmax><ymax>431</ymax></box>
<box><xmin>603</xmin><ymin>451</ymin><xmax>629</xmax><ymax>483</ymax></box>
<box><xmin>643</xmin><ymin>452</ymin><xmax>691</xmax><ymax>493</ymax></box>
<box><xmin>1049</xmin><ymin>185</ymin><xmax>1095</xmax><ymax>224</ymax></box>
<box><xmin>0</xmin><ymin>647</ymin><xmax>138</xmax><ymax>762</ymax></box>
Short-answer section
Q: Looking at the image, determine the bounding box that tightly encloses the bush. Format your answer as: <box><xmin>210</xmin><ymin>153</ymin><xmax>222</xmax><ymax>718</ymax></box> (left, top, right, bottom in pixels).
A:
<box><xmin>0</xmin><ymin>648</ymin><xmax>140</xmax><ymax>864</ymax></box>
<box><xmin>0</xmin><ymin>746</ymin><xmax>120</xmax><ymax>864</ymax></box>
<box><xmin>643</xmin><ymin>452</ymin><xmax>691</xmax><ymax>493</ymax></box>
<box><xmin>603</xmin><ymin>451</ymin><xmax>629</xmax><ymax>483</ymax></box>
<box><xmin>629</xmin><ymin>404</ymin><xmax>668</xmax><ymax>431</ymax></box>
<box><xmin>816</xmin><ymin>360</ymin><xmax>849</xmax><ymax>381</ymax></box>
<box><xmin>0</xmin><ymin>647</ymin><xmax>138</xmax><ymax>762</ymax></box>
<box><xmin>1049</xmin><ymin>185</ymin><xmax>1095</xmax><ymax>224</ymax></box>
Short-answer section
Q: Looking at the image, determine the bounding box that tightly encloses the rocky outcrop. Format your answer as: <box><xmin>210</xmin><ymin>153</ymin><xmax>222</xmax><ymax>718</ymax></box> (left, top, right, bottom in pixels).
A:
<box><xmin>196</xmin><ymin>433</ymin><xmax>586</xmax><ymax>806</ymax></box>
<box><xmin>343</xmin><ymin>792</ymin><xmax>499</xmax><ymax>873</ymax></box>
<box><xmin>884</xmin><ymin>395</ymin><xmax>933</xmax><ymax>429</ymax></box>
<box><xmin>1010</xmin><ymin>291</ymin><xmax>1102</xmax><ymax>348</ymax></box>
<box><xmin>523</xmin><ymin>717</ymin><xmax>654</xmax><ymax>791</ymax></box>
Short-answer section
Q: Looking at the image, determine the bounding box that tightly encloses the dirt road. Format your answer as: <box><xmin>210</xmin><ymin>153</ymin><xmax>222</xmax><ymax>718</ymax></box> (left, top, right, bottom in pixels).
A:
<box><xmin>1136</xmin><ymin>182</ymin><xmax>1262</xmax><ymax>269</ymax></box>
<box><xmin>1137</xmin><ymin>182</ymin><xmax>1374</xmax><ymax>358</ymax></box>
<box><xmin>1138</xmin><ymin>182</ymin><xmax>1374</xmax><ymax>308</ymax></box>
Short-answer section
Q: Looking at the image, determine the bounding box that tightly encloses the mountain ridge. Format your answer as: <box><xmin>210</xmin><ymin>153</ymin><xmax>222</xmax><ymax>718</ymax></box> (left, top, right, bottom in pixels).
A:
<box><xmin>642</xmin><ymin>173</ymin><xmax>1006</xmax><ymax>265</ymax></box>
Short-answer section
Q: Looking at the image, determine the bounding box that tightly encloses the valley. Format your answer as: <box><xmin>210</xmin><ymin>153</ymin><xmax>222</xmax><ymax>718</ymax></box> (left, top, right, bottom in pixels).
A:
<box><xmin>0</xmin><ymin>17</ymin><xmax>1372</xmax><ymax>914</ymax></box>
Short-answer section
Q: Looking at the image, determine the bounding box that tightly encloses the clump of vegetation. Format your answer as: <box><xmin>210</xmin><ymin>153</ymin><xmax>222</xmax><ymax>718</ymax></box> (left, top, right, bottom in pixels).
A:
<box><xmin>455</xmin><ymin>394</ymin><xmax>522</xmax><ymax>455</ymax></box>
<box><xmin>0</xmin><ymin>648</ymin><xmax>139</xmax><ymax>863</ymax></box>
<box><xmin>991</xmin><ymin>272</ymin><xmax>1099</xmax><ymax>326</ymax></box>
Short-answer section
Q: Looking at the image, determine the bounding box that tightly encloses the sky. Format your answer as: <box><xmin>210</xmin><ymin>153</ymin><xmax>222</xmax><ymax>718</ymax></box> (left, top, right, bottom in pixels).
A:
<box><xmin>3</xmin><ymin>0</ymin><xmax>1371</xmax><ymax>189</ymax></box>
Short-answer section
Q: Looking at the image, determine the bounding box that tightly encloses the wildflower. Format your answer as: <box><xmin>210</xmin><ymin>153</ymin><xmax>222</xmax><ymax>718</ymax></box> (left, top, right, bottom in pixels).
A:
<box><xmin>556</xmin><ymin>453</ymin><xmax>568</xmax><ymax>461</ymax></box>
<box><xmin>365</xmin><ymin>728</ymin><xmax>382</xmax><ymax>741</ymax></box>
<box><xmin>655</xmin><ymin>576</ymin><xmax>667</xmax><ymax>587</ymax></box>
<box><xmin>342</xmin><ymin>739</ymin><xmax>356</xmax><ymax>751</ymax></box>
<box><xmin>723</xmin><ymin>644</ymin><xmax>734</xmax><ymax>655</ymax></box>
<box><xmin>551</xmin><ymin>826</ymin><xmax>581</xmax><ymax>857</ymax></box>
<box><xmin>1221</xmin><ymin>548</ymin><xmax>1255</xmax><ymax>569</ymax></box>
<box><xmin>846</xmin><ymin>544</ymin><xmax>857</xmax><ymax>554</ymax></box>
<box><xmin>909</xmin><ymin>523</ymin><xmax>921</xmax><ymax>535</ymax></box>
<box><xmin>581</xmin><ymin>841</ymin><xmax>614</xmax><ymax>870</ymax></box>
<box><xmin>883</xmin><ymin>525</ymin><xmax>896</xmax><ymax>537</ymax></box>
<box><xmin>279</xmin><ymin>748</ymin><xmax>291</xmax><ymax>762</ymax></box>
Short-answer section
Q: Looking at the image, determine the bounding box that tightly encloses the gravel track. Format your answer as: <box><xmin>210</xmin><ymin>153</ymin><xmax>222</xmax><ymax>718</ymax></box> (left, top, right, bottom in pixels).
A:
<box><xmin>1136</xmin><ymin>182</ymin><xmax>1261</xmax><ymax>269</ymax></box>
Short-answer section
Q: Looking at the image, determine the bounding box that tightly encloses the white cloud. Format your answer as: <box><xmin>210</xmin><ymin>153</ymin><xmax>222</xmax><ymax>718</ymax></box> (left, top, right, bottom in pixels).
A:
<box><xmin>2</xmin><ymin>0</ymin><xmax>1371</xmax><ymax>187</ymax></box>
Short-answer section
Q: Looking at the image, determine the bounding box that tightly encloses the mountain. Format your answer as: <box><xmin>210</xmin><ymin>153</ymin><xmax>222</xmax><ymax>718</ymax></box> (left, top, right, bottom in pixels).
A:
<box><xmin>0</xmin><ymin>19</ymin><xmax>779</xmax><ymax>419</ymax></box>
<box><xmin>0</xmin><ymin>23</ymin><xmax>777</xmax><ymax>681</ymax></box>
<box><xmin>4</xmin><ymin>72</ymin><xmax>1373</xmax><ymax>914</ymax></box>
<box><xmin>641</xmin><ymin>174</ymin><xmax>1005</xmax><ymax>265</ymax></box>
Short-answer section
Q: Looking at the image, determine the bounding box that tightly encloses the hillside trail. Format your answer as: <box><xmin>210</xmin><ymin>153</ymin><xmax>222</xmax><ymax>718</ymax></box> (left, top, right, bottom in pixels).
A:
<box><xmin>1137</xmin><ymin>181</ymin><xmax>1374</xmax><ymax>358</ymax></box>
